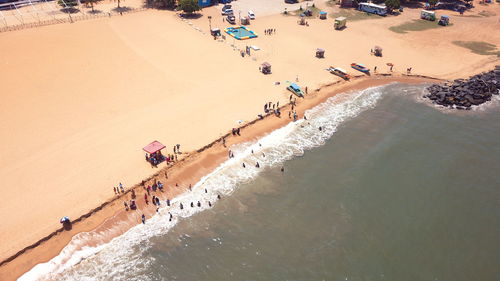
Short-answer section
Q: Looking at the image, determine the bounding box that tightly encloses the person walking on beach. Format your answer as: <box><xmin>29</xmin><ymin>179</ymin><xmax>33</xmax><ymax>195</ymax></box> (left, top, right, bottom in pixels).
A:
<box><xmin>374</xmin><ymin>66</ymin><xmax>377</xmax><ymax>73</ymax></box>
<box><xmin>114</xmin><ymin>187</ymin><xmax>117</xmax><ymax>194</ymax></box>
<box><xmin>141</xmin><ymin>214</ymin><xmax>146</xmax><ymax>224</ymax></box>
<box><xmin>124</xmin><ymin>201</ymin><xmax>129</xmax><ymax>211</ymax></box>
<box><xmin>145</xmin><ymin>194</ymin><xmax>148</xmax><ymax>204</ymax></box>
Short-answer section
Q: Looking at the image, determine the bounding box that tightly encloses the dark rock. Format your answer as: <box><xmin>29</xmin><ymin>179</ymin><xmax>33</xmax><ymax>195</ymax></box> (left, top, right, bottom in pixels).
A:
<box><xmin>424</xmin><ymin>67</ymin><xmax>499</xmax><ymax>109</ymax></box>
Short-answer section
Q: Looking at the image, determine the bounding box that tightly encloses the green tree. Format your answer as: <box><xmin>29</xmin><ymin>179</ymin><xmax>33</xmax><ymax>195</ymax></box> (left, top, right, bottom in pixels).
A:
<box><xmin>178</xmin><ymin>0</ymin><xmax>200</xmax><ymax>14</ymax></box>
<box><xmin>58</xmin><ymin>0</ymin><xmax>78</xmax><ymax>8</ymax></box>
<box><xmin>384</xmin><ymin>0</ymin><xmax>400</xmax><ymax>12</ymax></box>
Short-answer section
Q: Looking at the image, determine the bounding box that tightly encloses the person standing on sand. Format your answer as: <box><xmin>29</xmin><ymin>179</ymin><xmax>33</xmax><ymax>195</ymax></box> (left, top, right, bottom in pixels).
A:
<box><xmin>124</xmin><ymin>201</ymin><xmax>128</xmax><ymax>211</ymax></box>
<box><xmin>145</xmin><ymin>193</ymin><xmax>148</xmax><ymax>204</ymax></box>
<box><xmin>222</xmin><ymin>137</ymin><xmax>226</xmax><ymax>147</ymax></box>
<box><xmin>374</xmin><ymin>66</ymin><xmax>377</xmax><ymax>73</ymax></box>
<box><xmin>141</xmin><ymin>214</ymin><xmax>146</xmax><ymax>224</ymax></box>
<box><xmin>114</xmin><ymin>187</ymin><xmax>117</xmax><ymax>194</ymax></box>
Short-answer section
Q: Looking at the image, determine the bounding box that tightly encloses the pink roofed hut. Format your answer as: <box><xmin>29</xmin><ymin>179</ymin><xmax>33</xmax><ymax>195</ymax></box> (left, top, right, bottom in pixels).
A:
<box><xmin>143</xmin><ymin>140</ymin><xmax>166</xmax><ymax>166</ymax></box>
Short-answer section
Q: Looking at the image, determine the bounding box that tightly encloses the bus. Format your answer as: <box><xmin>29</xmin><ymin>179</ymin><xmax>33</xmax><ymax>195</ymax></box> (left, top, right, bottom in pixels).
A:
<box><xmin>358</xmin><ymin>2</ymin><xmax>387</xmax><ymax>16</ymax></box>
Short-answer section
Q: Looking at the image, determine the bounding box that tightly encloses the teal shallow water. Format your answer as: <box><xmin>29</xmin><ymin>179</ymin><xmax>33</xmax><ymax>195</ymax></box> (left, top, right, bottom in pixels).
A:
<box><xmin>33</xmin><ymin>84</ymin><xmax>499</xmax><ymax>281</ymax></box>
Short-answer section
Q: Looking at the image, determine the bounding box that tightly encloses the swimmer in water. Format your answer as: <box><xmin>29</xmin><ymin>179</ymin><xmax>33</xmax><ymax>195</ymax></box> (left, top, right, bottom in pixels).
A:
<box><xmin>281</xmin><ymin>166</ymin><xmax>284</xmax><ymax>172</ymax></box>
<box><xmin>197</xmin><ymin>201</ymin><xmax>201</xmax><ymax>207</ymax></box>
<box><xmin>217</xmin><ymin>194</ymin><xmax>221</xmax><ymax>200</ymax></box>
<box><xmin>243</xmin><ymin>163</ymin><xmax>246</xmax><ymax>168</ymax></box>
<box><xmin>190</xmin><ymin>202</ymin><xmax>194</xmax><ymax>207</ymax></box>
<box><xmin>169</xmin><ymin>212</ymin><xmax>173</xmax><ymax>221</ymax></box>
<box><xmin>205</xmin><ymin>188</ymin><xmax>208</xmax><ymax>193</ymax></box>
<box><xmin>208</xmin><ymin>201</ymin><xmax>212</xmax><ymax>207</ymax></box>
<box><xmin>255</xmin><ymin>162</ymin><xmax>260</xmax><ymax>168</ymax></box>
<box><xmin>180</xmin><ymin>203</ymin><xmax>184</xmax><ymax>209</ymax></box>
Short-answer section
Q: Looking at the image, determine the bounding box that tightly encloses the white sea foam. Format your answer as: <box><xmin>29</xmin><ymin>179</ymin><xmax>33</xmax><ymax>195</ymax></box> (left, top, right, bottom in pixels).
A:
<box><xmin>19</xmin><ymin>85</ymin><xmax>386</xmax><ymax>281</ymax></box>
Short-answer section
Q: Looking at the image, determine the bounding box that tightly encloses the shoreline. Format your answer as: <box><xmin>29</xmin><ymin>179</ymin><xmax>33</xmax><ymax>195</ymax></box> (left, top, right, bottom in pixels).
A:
<box><xmin>0</xmin><ymin>74</ymin><xmax>440</xmax><ymax>281</ymax></box>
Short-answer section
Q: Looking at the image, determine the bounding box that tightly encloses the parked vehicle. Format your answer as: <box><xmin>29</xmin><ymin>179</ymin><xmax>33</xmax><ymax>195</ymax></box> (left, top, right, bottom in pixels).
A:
<box><xmin>222</xmin><ymin>9</ymin><xmax>234</xmax><ymax>15</ymax></box>
<box><xmin>248</xmin><ymin>10</ymin><xmax>255</xmax><ymax>20</ymax></box>
<box><xmin>438</xmin><ymin>15</ymin><xmax>450</xmax><ymax>26</ymax></box>
<box><xmin>226</xmin><ymin>15</ymin><xmax>236</xmax><ymax>24</ymax></box>
<box><xmin>285</xmin><ymin>0</ymin><xmax>298</xmax><ymax>3</ymax></box>
<box><xmin>358</xmin><ymin>3</ymin><xmax>387</xmax><ymax>16</ymax></box>
<box><xmin>420</xmin><ymin>10</ymin><xmax>436</xmax><ymax>21</ymax></box>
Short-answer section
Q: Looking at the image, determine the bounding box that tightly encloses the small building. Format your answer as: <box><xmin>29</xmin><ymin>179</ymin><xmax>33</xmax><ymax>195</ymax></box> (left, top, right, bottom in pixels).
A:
<box><xmin>143</xmin><ymin>140</ymin><xmax>166</xmax><ymax>166</ymax></box>
<box><xmin>334</xmin><ymin>17</ymin><xmax>347</xmax><ymax>30</ymax></box>
<box><xmin>241</xmin><ymin>16</ymin><xmax>250</xmax><ymax>25</ymax></box>
<box><xmin>260</xmin><ymin>62</ymin><xmax>271</xmax><ymax>74</ymax></box>
<box><xmin>316</xmin><ymin>48</ymin><xmax>325</xmax><ymax>58</ymax></box>
<box><xmin>340</xmin><ymin>0</ymin><xmax>353</xmax><ymax>7</ymax></box>
<box><xmin>358</xmin><ymin>3</ymin><xmax>387</xmax><ymax>16</ymax></box>
<box><xmin>420</xmin><ymin>10</ymin><xmax>436</xmax><ymax>21</ymax></box>
<box><xmin>211</xmin><ymin>28</ymin><xmax>221</xmax><ymax>37</ymax></box>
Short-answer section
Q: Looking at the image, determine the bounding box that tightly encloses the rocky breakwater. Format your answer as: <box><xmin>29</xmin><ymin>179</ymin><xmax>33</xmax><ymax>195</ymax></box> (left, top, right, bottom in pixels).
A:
<box><xmin>424</xmin><ymin>66</ymin><xmax>500</xmax><ymax>109</ymax></box>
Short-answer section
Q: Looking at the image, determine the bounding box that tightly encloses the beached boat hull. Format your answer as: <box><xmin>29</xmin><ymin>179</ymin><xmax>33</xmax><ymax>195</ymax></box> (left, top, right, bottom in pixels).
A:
<box><xmin>351</xmin><ymin>63</ymin><xmax>370</xmax><ymax>73</ymax></box>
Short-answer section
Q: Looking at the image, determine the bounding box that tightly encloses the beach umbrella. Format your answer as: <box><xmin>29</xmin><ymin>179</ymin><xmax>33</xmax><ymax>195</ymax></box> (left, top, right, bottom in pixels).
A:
<box><xmin>60</xmin><ymin>216</ymin><xmax>70</xmax><ymax>224</ymax></box>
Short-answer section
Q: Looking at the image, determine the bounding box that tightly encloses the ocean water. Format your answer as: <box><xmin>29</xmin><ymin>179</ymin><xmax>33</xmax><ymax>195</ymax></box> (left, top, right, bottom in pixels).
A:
<box><xmin>21</xmin><ymin>84</ymin><xmax>500</xmax><ymax>281</ymax></box>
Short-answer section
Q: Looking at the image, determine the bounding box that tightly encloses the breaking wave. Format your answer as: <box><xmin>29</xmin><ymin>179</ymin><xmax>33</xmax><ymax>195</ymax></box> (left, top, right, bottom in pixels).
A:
<box><xmin>19</xmin><ymin>85</ymin><xmax>387</xmax><ymax>281</ymax></box>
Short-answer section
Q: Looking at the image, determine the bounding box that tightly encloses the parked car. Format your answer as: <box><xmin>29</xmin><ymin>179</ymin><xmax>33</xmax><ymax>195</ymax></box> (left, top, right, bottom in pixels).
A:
<box><xmin>248</xmin><ymin>10</ymin><xmax>255</xmax><ymax>20</ymax></box>
<box><xmin>285</xmin><ymin>0</ymin><xmax>298</xmax><ymax>3</ymax></box>
<box><xmin>226</xmin><ymin>15</ymin><xmax>236</xmax><ymax>24</ymax></box>
<box><xmin>222</xmin><ymin>9</ymin><xmax>234</xmax><ymax>15</ymax></box>
<box><xmin>222</xmin><ymin>4</ymin><xmax>232</xmax><ymax>11</ymax></box>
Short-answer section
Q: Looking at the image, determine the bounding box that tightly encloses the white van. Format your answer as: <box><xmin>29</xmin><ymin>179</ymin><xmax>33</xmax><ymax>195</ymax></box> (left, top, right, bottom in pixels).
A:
<box><xmin>248</xmin><ymin>10</ymin><xmax>255</xmax><ymax>20</ymax></box>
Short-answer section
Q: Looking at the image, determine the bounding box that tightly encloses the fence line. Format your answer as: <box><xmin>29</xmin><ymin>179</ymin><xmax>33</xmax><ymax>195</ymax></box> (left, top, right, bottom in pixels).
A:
<box><xmin>0</xmin><ymin>7</ymin><xmax>149</xmax><ymax>33</ymax></box>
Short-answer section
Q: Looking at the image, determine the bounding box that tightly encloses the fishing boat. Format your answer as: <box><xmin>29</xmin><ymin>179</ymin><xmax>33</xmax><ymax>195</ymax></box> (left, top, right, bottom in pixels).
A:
<box><xmin>351</xmin><ymin>63</ymin><xmax>370</xmax><ymax>73</ymax></box>
<box><xmin>326</xmin><ymin>66</ymin><xmax>350</xmax><ymax>80</ymax></box>
<box><xmin>287</xmin><ymin>83</ymin><xmax>304</xmax><ymax>97</ymax></box>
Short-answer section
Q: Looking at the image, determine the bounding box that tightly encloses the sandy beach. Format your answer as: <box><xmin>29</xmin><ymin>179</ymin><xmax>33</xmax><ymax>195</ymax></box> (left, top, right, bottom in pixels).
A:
<box><xmin>0</xmin><ymin>0</ymin><xmax>498</xmax><ymax>279</ymax></box>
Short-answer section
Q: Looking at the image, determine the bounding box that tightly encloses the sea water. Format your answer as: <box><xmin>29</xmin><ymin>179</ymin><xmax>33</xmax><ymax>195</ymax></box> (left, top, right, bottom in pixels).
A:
<box><xmin>21</xmin><ymin>83</ymin><xmax>500</xmax><ymax>281</ymax></box>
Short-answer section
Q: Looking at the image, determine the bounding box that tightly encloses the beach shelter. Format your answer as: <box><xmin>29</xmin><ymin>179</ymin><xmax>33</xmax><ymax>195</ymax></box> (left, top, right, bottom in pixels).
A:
<box><xmin>319</xmin><ymin>11</ymin><xmax>327</xmax><ymax>19</ymax></box>
<box><xmin>374</xmin><ymin>45</ymin><xmax>383</xmax><ymax>57</ymax></box>
<box><xmin>316</xmin><ymin>48</ymin><xmax>325</xmax><ymax>58</ymax></box>
<box><xmin>334</xmin><ymin>17</ymin><xmax>347</xmax><ymax>30</ymax></box>
<box><xmin>143</xmin><ymin>141</ymin><xmax>166</xmax><ymax>155</ymax></box>
<box><xmin>261</xmin><ymin>62</ymin><xmax>271</xmax><ymax>74</ymax></box>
